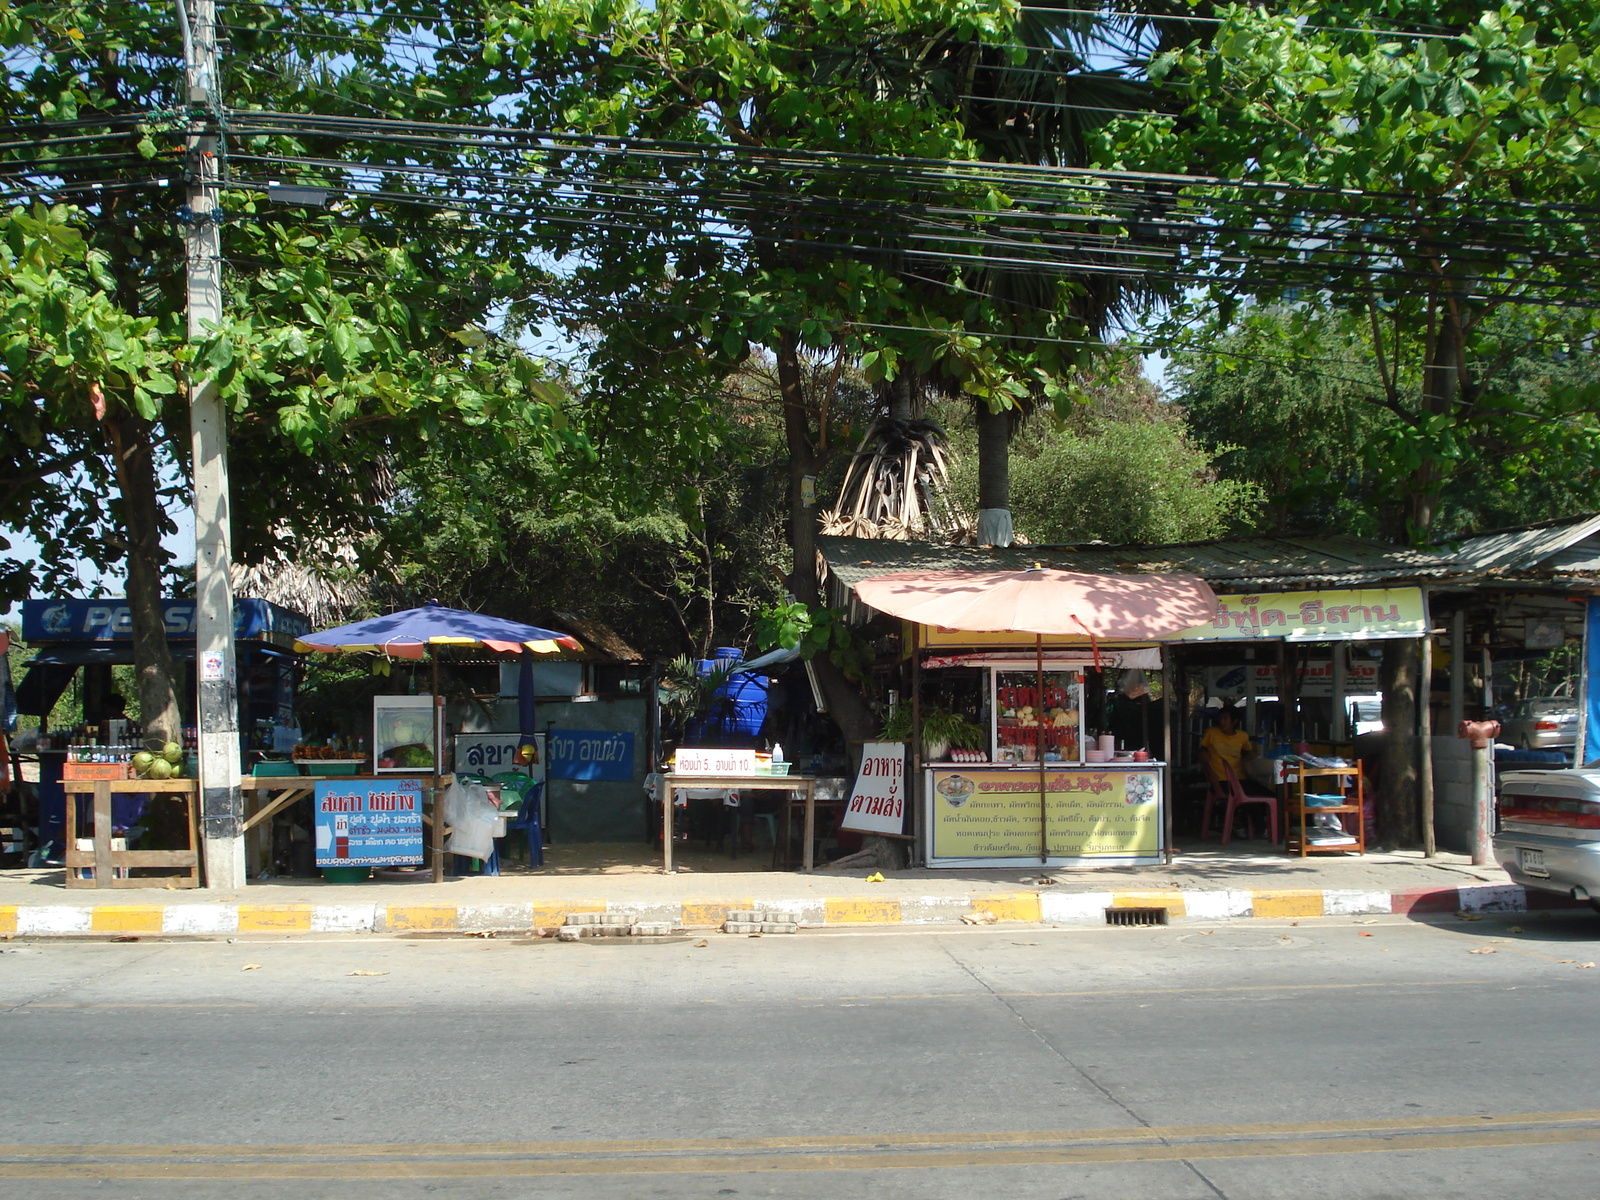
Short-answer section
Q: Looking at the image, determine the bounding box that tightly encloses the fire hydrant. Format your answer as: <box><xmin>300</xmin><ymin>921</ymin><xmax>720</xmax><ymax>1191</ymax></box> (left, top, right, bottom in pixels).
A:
<box><xmin>1459</xmin><ymin>720</ymin><xmax>1501</xmax><ymax>865</ymax></box>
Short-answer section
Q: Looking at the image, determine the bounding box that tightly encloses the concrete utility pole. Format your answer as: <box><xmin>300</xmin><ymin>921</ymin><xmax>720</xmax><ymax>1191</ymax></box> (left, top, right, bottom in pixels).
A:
<box><xmin>181</xmin><ymin>0</ymin><xmax>244</xmax><ymax>888</ymax></box>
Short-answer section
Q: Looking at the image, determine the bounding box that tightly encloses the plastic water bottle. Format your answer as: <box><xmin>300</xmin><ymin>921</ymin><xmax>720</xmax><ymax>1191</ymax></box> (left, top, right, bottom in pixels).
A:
<box><xmin>771</xmin><ymin>743</ymin><xmax>784</xmax><ymax>764</ymax></box>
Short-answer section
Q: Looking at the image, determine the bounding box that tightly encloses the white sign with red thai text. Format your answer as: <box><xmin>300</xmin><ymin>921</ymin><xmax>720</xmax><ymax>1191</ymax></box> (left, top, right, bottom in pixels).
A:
<box><xmin>673</xmin><ymin>748</ymin><xmax>757</xmax><ymax>775</ymax></box>
<box><xmin>842</xmin><ymin>742</ymin><xmax>907</xmax><ymax>834</ymax></box>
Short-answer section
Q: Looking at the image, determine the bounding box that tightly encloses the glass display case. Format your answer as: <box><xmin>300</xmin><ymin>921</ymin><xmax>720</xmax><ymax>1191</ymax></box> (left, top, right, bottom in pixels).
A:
<box><xmin>373</xmin><ymin>695</ymin><xmax>437</xmax><ymax>773</ymax></box>
<box><xmin>990</xmin><ymin>668</ymin><xmax>1082</xmax><ymax>764</ymax></box>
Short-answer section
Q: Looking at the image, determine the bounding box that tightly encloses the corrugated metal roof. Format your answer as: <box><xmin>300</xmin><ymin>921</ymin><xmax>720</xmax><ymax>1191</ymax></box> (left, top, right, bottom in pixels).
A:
<box><xmin>1453</xmin><ymin>513</ymin><xmax>1600</xmax><ymax>573</ymax></box>
<box><xmin>818</xmin><ymin>532</ymin><xmax>1466</xmax><ymax>609</ymax></box>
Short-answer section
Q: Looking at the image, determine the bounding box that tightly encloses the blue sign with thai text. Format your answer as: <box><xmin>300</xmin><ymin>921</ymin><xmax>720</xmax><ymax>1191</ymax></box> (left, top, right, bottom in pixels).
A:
<box><xmin>313</xmin><ymin>777</ymin><xmax>424</xmax><ymax>867</ymax></box>
<box><xmin>548</xmin><ymin>729</ymin><xmax>634</xmax><ymax>781</ymax></box>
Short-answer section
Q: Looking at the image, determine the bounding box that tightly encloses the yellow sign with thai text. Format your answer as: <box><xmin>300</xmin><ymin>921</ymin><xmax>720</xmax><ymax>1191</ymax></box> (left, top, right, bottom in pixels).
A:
<box><xmin>1164</xmin><ymin>587</ymin><xmax>1426</xmax><ymax>643</ymax></box>
<box><xmin>929</xmin><ymin>768</ymin><xmax>1160</xmax><ymax>860</ymax></box>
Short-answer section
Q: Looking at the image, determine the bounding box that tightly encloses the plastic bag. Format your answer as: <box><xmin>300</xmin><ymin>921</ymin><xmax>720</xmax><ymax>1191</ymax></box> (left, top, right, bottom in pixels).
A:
<box><xmin>443</xmin><ymin>778</ymin><xmax>499</xmax><ymax>861</ymax></box>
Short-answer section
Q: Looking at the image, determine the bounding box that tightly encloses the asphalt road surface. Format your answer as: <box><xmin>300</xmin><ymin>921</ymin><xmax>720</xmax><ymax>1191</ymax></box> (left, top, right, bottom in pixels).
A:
<box><xmin>3</xmin><ymin>911</ymin><xmax>1600</xmax><ymax>1199</ymax></box>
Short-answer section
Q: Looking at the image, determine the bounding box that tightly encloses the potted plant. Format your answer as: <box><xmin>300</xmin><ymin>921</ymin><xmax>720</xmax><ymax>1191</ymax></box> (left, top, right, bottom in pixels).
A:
<box><xmin>881</xmin><ymin>703</ymin><xmax>983</xmax><ymax>761</ymax></box>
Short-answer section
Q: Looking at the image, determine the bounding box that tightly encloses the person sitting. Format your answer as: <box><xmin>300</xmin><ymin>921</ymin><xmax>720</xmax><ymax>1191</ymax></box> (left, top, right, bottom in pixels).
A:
<box><xmin>1200</xmin><ymin>706</ymin><xmax>1255</xmax><ymax>783</ymax></box>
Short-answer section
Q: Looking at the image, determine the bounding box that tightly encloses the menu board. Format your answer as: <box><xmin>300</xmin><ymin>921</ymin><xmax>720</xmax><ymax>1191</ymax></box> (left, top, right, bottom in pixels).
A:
<box><xmin>929</xmin><ymin>767</ymin><xmax>1160</xmax><ymax>863</ymax></box>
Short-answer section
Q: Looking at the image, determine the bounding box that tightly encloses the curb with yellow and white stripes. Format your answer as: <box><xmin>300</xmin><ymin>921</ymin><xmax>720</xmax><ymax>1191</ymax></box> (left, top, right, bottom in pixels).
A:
<box><xmin>0</xmin><ymin>882</ymin><xmax>1568</xmax><ymax>937</ymax></box>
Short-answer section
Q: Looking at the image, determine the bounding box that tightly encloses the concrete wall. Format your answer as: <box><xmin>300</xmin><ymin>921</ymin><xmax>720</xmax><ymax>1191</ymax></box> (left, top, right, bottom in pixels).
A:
<box><xmin>1431</xmin><ymin>736</ymin><xmax>1475</xmax><ymax>854</ymax></box>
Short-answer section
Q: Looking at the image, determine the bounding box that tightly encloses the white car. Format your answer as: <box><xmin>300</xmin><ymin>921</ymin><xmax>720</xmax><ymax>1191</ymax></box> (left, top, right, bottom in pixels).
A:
<box><xmin>1499</xmin><ymin>697</ymin><xmax>1579</xmax><ymax>752</ymax></box>
<box><xmin>1494</xmin><ymin>769</ymin><xmax>1600</xmax><ymax>912</ymax></box>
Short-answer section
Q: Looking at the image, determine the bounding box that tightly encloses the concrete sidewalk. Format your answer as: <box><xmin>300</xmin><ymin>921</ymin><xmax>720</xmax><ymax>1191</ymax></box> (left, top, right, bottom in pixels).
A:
<box><xmin>0</xmin><ymin>846</ymin><xmax>1578</xmax><ymax>936</ymax></box>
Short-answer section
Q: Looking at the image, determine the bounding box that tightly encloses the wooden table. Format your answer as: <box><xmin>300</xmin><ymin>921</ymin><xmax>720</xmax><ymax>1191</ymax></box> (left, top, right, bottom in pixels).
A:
<box><xmin>63</xmin><ymin>778</ymin><xmax>200</xmax><ymax>889</ymax></box>
<box><xmin>661</xmin><ymin>773</ymin><xmax>817</xmax><ymax>873</ymax></box>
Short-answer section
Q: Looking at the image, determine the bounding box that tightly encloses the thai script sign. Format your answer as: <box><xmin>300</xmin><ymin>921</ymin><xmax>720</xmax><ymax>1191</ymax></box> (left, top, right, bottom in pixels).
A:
<box><xmin>1166</xmin><ymin>587</ymin><xmax>1426</xmax><ymax>643</ymax></box>
<box><xmin>1206</xmin><ymin>660</ymin><xmax>1382</xmax><ymax>699</ymax></box>
<box><xmin>313</xmin><ymin>777</ymin><xmax>424</xmax><ymax>867</ymax></box>
<box><xmin>842</xmin><ymin>741</ymin><xmax>906</xmax><ymax>834</ymax></box>
<box><xmin>928</xmin><ymin>767</ymin><xmax>1159</xmax><ymax>862</ymax></box>
<box><xmin>452</xmin><ymin>733</ymin><xmax>545</xmax><ymax>781</ymax></box>
<box><xmin>549</xmin><ymin>729</ymin><xmax>635</xmax><ymax>781</ymax></box>
<box><xmin>673</xmin><ymin>747</ymin><xmax>756</xmax><ymax>775</ymax></box>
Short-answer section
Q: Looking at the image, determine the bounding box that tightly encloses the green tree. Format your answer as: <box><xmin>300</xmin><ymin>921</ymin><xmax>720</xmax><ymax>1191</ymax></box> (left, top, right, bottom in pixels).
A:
<box><xmin>944</xmin><ymin>358</ymin><xmax>1261</xmax><ymax>544</ymax></box>
<box><xmin>0</xmin><ymin>3</ymin><xmax>581</xmax><ymax>739</ymax></box>
<box><xmin>1098</xmin><ymin>1</ymin><xmax>1600</xmax><ymax>543</ymax></box>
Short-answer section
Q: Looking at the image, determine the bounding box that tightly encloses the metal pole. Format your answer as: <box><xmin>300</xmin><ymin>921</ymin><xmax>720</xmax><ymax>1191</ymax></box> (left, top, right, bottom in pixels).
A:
<box><xmin>1036</xmin><ymin>634</ymin><xmax>1047</xmax><ymax>864</ymax></box>
<box><xmin>183</xmin><ymin>0</ymin><xmax>242</xmax><ymax>889</ymax></box>
<box><xmin>1470</xmin><ymin>742</ymin><xmax>1493</xmax><ymax>865</ymax></box>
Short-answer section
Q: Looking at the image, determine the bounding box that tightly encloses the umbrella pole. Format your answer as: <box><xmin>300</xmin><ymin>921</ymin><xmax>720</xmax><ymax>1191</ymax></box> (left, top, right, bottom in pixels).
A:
<box><xmin>1037</xmin><ymin>634</ymin><xmax>1048</xmax><ymax>864</ymax></box>
<box><xmin>430</xmin><ymin>654</ymin><xmax>443</xmax><ymax>884</ymax></box>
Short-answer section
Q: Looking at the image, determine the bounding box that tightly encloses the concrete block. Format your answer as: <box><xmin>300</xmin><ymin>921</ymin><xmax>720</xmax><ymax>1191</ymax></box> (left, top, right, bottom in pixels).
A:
<box><xmin>1181</xmin><ymin>890</ymin><xmax>1253</xmax><ymax>920</ymax></box>
<box><xmin>16</xmin><ymin>907</ymin><xmax>93</xmax><ymax>935</ymax></box>
<box><xmin>310</xmin><ymin>904</ymin><xmax>377</xmax><ymax>933</ymax></box>
<box><xmin>630</xmin><ymin>922</ymin><xmax>674</xmax><ymax>937</ymax></box>
<box><xmin>723</xmin><ymin>921</ymin><xmax>764</xmax><ymax>934</ymax></box>
<box><xmin>727</xmin><ymin>910</ymin><xmax>763</xmax><ymax>924</ymax></box>
<box><xmin>1039</xmin><ymin>892</ymin><xmax>1115</xmax><ymax>924</ymax></box>
<box><xmin>759</xmin><ymin>922</ymin><xmax>798</xmax><ymax>934</ymax></box>
<box><xmin>1456</xmin><ymin>884</ymin><xmax>1527</xmax><ymax>913</ymax></box>
<box><xmin>162</xmin><ymin>905</ymin><xmax>237</xmax><ymax>935</ymax></box>
<box><xmin>556</xmin><ymin>925</ymin><xmax>583</xmax><ymax>941</ymax></box>
<box><xmin>1322</xmin><ymin>890</ymin><xmax>1392</xmax><ymax>916</ymax></box>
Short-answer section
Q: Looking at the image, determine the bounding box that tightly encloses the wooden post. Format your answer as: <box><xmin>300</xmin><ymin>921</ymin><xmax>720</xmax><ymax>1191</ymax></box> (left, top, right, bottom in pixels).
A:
<box><xmin>1420</xmin><ymin>616</ymin><xmax>1437</xmax><ymax>857</ymax></box>
<box><xmin>910</xmin><ymin>621</ymin><xmax>923</xmax><ymax>863</ymax></box>
<box><xmin>430</xmin><ymin>655</ymin><xmax>444</xmax><ymax>884</ymax></box>
<box><xmin>1450</xmin><ymin>610</ymin><xmax>1466</xmax><ymax>731</ymax></box>
<box><xmin>802</xmin><ymin>778</ymin><xmax>816</xmax><ymax>872</ymax></box>
<box><xmin>663</xmin><ymin>779</ymin><xmax>675</xmax><ymax>873</ymax></box>
<box><xmin>1331</xmin><ymin>641</ymin><xmax>1348</xmax><ymax>742</ymax></box>
<box><xmin>1036</xmin><ymin>633</ymin><xmax>1048</xmax><ymax>864</ymax></box>
<box><xmin>1161</xmin><ymin>656</ymin><xmax>1174</xmax><ymax>864</ymax></box>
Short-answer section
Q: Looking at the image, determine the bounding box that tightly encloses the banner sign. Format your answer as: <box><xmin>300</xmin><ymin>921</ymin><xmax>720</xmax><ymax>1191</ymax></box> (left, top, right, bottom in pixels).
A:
<box><xmin>549</xmin><ymin>729</ymin><xmax>635</xmax><ymax>781</ymax></box>
<box><xmin>673</xmin><ymin>747</ymin><xmax>756</xmax><ymax>775</ymax></box>
<box><xmin>313</xmin><ymin>778</ymin><xmax>424</xmax><ymax>867</ymax></box>
<box><xmin>919</xmin><ymin>587</ymin><xmax>1424</xmax><ymax>647</ymax></box>
<box><xmin>21</xmin><ymin>598</ymin><xmax>310</xmax><ymax>644</ymax></box>
<box><xmin>841</xmin><ymin>741</ymin><xmax>906</xmax><ymax>834</ymax></box>
<box><xmin>1166</xmin><ymin>588</ymin><xmax>1426</xmax><ymax>643</ymax></box>
<box><xmin>1206</xmin><ymin>659</ymin><xmax>1381</xmax><ymax>699</ymax></box>
<box><xmin>452</xmin><ymin>732</ymin><xmax>545</xmax><ymax>780</ymax></box>
<box><xmin>928</xmin><ymin>767</ymin><xmax>1160</xmax><ymax>862</ymax></box>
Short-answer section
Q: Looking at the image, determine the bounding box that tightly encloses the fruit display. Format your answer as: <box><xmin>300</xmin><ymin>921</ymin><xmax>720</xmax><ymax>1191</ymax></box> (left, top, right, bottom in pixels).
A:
<box><xmin>134</xmin><ymin>740</ymin><xmax>187</xmax><ymax>780</ymax></box>
<box><xmin>995</xmin><ymin>671</ymin><xmax>1081</xmax><ymax>763</ymax></box>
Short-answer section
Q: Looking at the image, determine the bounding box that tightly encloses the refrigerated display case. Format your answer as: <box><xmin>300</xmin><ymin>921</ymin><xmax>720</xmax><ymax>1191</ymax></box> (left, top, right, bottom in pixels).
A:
<box><xmin>990</xmin><ymin>668</ymin><xmax>1082</xmax><ymax>764</ymax></box>
<box><xmin>373</xmin><ymin>695</ymin><xmax>437</xmax><ymax>773</ymax></box>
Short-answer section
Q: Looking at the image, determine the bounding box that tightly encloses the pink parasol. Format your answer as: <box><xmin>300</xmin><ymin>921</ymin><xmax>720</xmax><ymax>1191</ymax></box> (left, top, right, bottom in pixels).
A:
<box><xmin>853</xmin><ymin>568</ymin><xmax>1217</xmax><ymax>638</ymax></box>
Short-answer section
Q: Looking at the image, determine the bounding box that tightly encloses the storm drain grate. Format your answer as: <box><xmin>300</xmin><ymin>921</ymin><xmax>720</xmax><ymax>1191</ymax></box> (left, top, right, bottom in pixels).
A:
<box><xmin>1105</xmin><ymin>907</ymin><xmax>1169</xmax><ymax>927</ymax></box>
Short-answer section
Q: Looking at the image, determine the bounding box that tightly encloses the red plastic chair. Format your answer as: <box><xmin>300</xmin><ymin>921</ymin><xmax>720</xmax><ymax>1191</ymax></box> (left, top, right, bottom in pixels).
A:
<box><xmin>1201</xmin><ymin>759</ymin><xmax>1279</xmax><ymax>846</ymax></box>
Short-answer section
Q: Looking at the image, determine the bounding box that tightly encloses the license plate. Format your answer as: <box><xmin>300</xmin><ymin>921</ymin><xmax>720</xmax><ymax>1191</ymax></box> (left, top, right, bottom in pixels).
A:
<box><xmin>1519</xmin><ymin>848</ymin><xmax>1550</xmax><ymax>878</ymax></box>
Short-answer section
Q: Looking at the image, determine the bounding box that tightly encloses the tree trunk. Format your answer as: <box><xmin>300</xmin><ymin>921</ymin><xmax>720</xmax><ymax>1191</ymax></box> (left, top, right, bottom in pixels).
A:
<box><xmin>1376</xmin><ymin>639</ymin><xmax>1421</xmax><ymax>848</ymax></box>
<box><xmin>776</xmin><ymin>332</ymin><xmax>878</xmax><ymax>747</ymax></box>
<box><xmin>974</xmin><ymin>400</ymin><xmax>1013</xmax><ymax>546</ymax></box>
<box><xmin>107</xmin><ymin>411</ymin><xmax>182</xmax><ymax>744</ymax></box>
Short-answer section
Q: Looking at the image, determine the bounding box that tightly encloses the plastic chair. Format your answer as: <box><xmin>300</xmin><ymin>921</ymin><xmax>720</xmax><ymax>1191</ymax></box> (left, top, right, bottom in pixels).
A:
<box><xmin>1201</xmin><ymin>759</ymin><xmax>1279</xmax><ymax>846</ymax></box>
<box><xmin>502</xmin><ymin>781</ymin><xmax>544</xmax><ymax>868</ymax></box>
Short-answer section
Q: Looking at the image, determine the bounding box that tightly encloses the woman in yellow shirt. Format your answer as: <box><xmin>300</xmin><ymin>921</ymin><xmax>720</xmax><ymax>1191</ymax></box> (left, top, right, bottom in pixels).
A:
<box><xmin>1201</xmin><ymin>708</ymin><xmax>1254</xmax><ymax>781</ymax></box>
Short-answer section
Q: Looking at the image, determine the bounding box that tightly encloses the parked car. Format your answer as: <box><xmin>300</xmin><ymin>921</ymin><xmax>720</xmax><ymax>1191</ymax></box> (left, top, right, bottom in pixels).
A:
<box><xmin>1500</xmin><ymin>697</ymin><xmax>1579</xmax><ymax>751</ymax></box>
<box><xmin>1495</xmin><ymin>769</ymin><xmax>1600</xmax><ymax>912</ymax></box>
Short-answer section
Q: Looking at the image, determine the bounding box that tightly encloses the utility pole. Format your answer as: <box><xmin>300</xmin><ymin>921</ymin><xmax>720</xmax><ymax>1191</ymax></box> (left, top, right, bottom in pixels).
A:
<box><xmin>181</xmin><ymin>0</ymin><xmax>244</xmax><ymax>888</ymax></box>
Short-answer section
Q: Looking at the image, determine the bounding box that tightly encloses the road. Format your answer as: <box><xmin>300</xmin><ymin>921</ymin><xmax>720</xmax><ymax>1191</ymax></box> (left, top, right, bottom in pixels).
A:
<box><xmin>2</xmin><ymin>911</ymin><xmax>1599</xmax><ymax>1199</ymax></box>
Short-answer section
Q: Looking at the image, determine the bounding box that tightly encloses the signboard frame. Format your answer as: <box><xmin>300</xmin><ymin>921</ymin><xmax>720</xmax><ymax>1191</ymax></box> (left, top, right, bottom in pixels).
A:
<box><xmin>313</xmin><ymin>777</ymin><xmax>425</xmax><ymax>868</ymax></box>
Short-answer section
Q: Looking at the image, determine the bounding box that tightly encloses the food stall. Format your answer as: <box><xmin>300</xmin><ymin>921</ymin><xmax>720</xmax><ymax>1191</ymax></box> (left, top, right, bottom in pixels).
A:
<box><xmin>294</xmin><ymin>603</ymin><xmax>582</xmax><ymax>882</ymax></box>
<box><xmin>853</xmin><ymin>568</ymin><xmax>1218</xmax><ymax>869</ymax></box>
